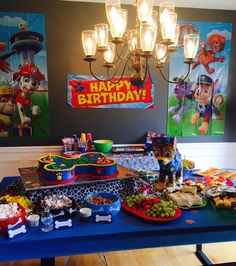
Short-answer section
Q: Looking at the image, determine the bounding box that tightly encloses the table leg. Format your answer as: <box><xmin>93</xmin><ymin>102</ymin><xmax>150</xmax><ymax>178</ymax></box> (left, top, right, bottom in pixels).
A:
<box><xmin>196</xmin><ymin>244</ymin><xmax>213</xmax><ymax>265</ymax></box>
<box><xmin>195</xmin><ymin>244</ymin><xmax>236</xmax><ymax>266</ymax></box>
<box><xmin>41</xmin><ymin>257</ymin><xmax>55</xmax><ymax>266</ymax></box>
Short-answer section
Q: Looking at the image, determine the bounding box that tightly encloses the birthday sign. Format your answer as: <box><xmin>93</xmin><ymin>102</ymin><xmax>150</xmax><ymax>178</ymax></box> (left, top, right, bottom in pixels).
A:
<box><xmin>67</xmin><ymin>75</ymin><xmax>154</xmax><ymax>108</ymax></box>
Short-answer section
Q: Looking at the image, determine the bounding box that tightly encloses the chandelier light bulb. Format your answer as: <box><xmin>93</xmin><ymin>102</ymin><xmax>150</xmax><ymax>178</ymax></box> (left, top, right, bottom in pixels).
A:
<box><xmin>184</xmin><ymin>34</ymin><xmax>200</xmax><ymax>59</ymax></box>
<box><xmin>94</xmin><ymin>23</ymin><xmax>109</xmax><ymax>49</ymax></box>
<box><xmin>155</xmin><ymin>43</ymin><xmax>167</xmax><ymax>63</ymax></box>
<box><xmin>105</xmin><ymin>0</ymin><xmax>121</xmax><ymax>26</ymax></box>
<box><xmin>104</xmin><ymin>42</ymin><xmax>116</xmax><ymax>63</ymax></box>
<box><xmin>169</xmin><ymin>24</ymin><xmax>180</xmax><ymax>49</ymax></box>
<box><xmin>137</xmin><ymin>0</ymin><xmax>154</xmax><ymax>22</ymax></box>
<box><xmin>82</xmin><ymin>30</ymin><xmax>97</xmax><ymax>56</ymax></box>
<box><xmin>127</xmin><ymin>29</ymin><xmax>138</xmax><ymax>52</ymax></box>
<box><xmin>140</xmin><ymin>24</ymin><xmax>157</xmax><ymax>52</ymax></box>
<box><xmin>159</xmin><ymin>1</ymin><xmax>175</xmax><ymax>23</ymax></box>
<box><xmin>160</xmin><ymin>11</ymin><xmax>177</xmax><ymax>41</ymax></box>
<box><xmin>147</xmin><ymin>10</ymin><xmax>158</xmax><ymax>29</ymax></box>
<box><xmin>110</xmin><ymin>9</ymin><xmax>127</xmax><ymax>38</ymax></box>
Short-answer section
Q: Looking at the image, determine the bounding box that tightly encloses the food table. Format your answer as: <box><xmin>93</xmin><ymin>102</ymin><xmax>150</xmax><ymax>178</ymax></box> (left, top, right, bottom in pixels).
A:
<box><xmin>0</xmin><ymin>176</ymin><xmax>236</xmax><ymax>266</ymax></box>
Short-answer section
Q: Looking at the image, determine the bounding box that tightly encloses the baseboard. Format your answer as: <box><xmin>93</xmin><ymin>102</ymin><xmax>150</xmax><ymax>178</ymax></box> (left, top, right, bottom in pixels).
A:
<box><xmin>0</xmin><ymin>142</ymin><xmax>235</xmax><ymax>180</ymax></box>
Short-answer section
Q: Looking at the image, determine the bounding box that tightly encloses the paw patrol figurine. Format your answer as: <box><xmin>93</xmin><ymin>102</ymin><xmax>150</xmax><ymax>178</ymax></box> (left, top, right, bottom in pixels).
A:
<box><xmin>152</xmin><ymin>135</ymin><xmax>182</xmax><ymax>191</ymax></box>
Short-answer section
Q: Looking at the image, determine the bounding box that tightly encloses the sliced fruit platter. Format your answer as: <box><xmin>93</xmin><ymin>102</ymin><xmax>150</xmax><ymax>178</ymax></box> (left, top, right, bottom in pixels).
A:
<box><xmin>184</xmin><ymin>175</ymin><xmax>233</xmax><ymax>191</ymax></box>
<box><xmin>122</xmin><ymin>194</ymin><xmax>182</xmax><ymax>222</ymax></box>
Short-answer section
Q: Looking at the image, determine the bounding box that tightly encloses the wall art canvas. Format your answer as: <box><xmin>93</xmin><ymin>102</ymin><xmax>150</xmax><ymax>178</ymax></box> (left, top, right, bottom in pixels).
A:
<box><xmin>68</xmin><ymin>74</ymin><xmax>154</xmax><ymax>108</ymax></box>
<box><xmin>167</xmin><ymin>22</ymin><xmax>232</xmax><ymax>136</ymax></box>
<box><xmin>0</xmin><ymin>12</ymin><xmax>49</xmax><ymax>139</ymax></box>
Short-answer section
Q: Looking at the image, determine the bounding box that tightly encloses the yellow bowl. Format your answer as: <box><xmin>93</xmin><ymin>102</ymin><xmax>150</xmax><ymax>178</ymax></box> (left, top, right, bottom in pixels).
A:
<box><xmin>93</xmin><ymin>139</ymin><xmax>113</xmax><ymax>153</ymax></box>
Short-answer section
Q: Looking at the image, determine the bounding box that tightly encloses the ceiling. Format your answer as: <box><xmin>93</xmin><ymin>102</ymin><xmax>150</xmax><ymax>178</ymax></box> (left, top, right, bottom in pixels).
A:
<box><xmin>63</xmin><ymin>0</ymin><xmax>236</xmax><ymax>10</ymax></box>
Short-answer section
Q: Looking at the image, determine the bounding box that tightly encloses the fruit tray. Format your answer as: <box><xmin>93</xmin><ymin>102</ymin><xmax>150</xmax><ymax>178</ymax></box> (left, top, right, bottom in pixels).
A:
<box><xmin>122</xmin><ymin>201</ymin><xmax>182</xmax><ymax>222</ymax></box>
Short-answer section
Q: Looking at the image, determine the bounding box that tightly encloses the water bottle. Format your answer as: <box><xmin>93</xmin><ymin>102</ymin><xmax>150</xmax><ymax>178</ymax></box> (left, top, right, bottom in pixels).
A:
<box><xmin>40</xmin><ymin>209</ymin><xmax>54</xmax><ymax>232</ymax></box>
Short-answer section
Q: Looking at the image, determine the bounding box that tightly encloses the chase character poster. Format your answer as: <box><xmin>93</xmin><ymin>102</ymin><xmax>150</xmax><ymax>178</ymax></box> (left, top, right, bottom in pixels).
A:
<box><xmin>0</xmin><ymin>13</ymin><xmax>49</xmax><ymax>139</ymax></box>
<box><xmin>167</xmin><ymin>22</ymin><xmax>232</xmax><ymax>136</ymax></box>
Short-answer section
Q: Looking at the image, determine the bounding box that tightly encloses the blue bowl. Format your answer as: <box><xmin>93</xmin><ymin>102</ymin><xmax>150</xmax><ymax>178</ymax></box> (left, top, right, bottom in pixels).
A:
<box><xmin>84</xmin><ymin>192</ymin><xmax>121</xmax><ymax>216</ymax></box>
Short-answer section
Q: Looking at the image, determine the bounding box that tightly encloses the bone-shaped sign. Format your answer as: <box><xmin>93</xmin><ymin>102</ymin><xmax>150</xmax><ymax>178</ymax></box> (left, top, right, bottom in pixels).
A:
<box><xmin>52</xmin><ymin>210</ymin><xmax>65</xmax><ymax>218</ymax></box>
<box><xmin>68</xmin><ymin>208</ymin><xmax>76</xmax><ymax>214</ymax></box>
<box><xmin>95</xmin><ymin>214</ymin><xmax>112</xmax><ymax>223</ymax></box>
<box><xmin>8</xmin><ymin>225</ymin><xmax>27</xmax><ymax>239</ymax></box>
<box><xmin>92</xmin><ymin>207</ymin><xmax>104</xmax><ymax>213</ymax></box>
<box><xmin>54</xmin><ymin>219</ymin><xmax>72</xmax><ymax>229</ymax></box>
<box><xmin>109</xmin><ymin>206</ymin><xmax>120</xmax><ymax>212</ymax></box>
<box><xmin>8</xmin><ymin>217</ymin><xmax>22</xmax><ymax>229</ymax></box>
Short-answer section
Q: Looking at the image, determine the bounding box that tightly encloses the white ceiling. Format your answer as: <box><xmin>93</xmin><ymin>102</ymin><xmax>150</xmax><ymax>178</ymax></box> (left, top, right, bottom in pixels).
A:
<box><xmin>63</xmin><ymin>0</ymin><xmax>236</xmax><ymax>10</ymax></box>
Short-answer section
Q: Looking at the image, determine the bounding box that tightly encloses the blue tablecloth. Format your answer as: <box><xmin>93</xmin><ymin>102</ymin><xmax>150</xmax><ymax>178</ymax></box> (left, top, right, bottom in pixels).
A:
<box><xmin>0</xmin><ymin>170</ymin><xmax>236</xmax><ymax>263</ymax></box>
<box><xmin>0</xmin><ymin>185</ymin><xmax>236</xmax><ymax>262</ymax></box>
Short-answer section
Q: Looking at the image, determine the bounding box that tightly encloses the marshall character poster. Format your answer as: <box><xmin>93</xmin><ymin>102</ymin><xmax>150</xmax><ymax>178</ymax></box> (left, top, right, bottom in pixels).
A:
<box><xmin>0</xmin><ymin>13</ymin><xmax>49</xmax><ymax>139</ymax></box>
<box><xmin>167</xmin><ymin>22</ymin><xmax>232</xmax><ymax>136</ymax></box>
<box><xmin>68</xmin><ymin>74</ymin><xmax>154</xmax><ymax>109</ymax></box>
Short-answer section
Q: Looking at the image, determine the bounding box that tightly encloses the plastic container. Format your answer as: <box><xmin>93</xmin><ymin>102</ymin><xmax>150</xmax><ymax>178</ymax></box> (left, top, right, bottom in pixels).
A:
<box><xmin>40</xmin><ymin>209</ymin><xmax>53</xmax><ymax>232</ymax></box>
<box><xmin>27</xmin><ymin>214</ymin><xmax>40</xmax><ymax>227</ymax></box>
<box><xmin>86</xmin><ymin>133</ymin><xmax>93</xmax><ymax>152</ymax></box>
<box><xmin>79</xmin><ymin>208</ymin><xmax>92</xmax><ymax>221</ymax></box>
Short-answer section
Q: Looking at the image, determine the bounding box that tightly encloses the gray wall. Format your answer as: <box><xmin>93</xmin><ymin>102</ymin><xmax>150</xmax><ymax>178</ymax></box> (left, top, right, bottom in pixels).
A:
<box><xmin>0</xmin><ymin>0</ymin><xmax>236</xmax><ymax>146</ymax></box>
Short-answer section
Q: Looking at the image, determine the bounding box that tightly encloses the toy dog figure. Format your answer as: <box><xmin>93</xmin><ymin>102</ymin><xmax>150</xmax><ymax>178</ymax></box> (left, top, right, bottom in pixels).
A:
<box><xmin>152</xmin><ymin>136</ymin><xmax>182</xmax><ymax>191</ymax></box>
<box><xmin>0</xmin><ymin>86</ymin><xmax>15</xmax><ymax>137</ymax></box>
<box><xmin>168</xmin><ymin>79</ymin><xmax>194</xmax><ymax>123</ymax></box>
<box><xmin>191</xmin><ymin>75</ymin><xmax>223</xmax><ymax>135</ymax></box>
<box><xmin>13</xmin><ymin>63</ymin><xmax>45</xmax><ymax>125</ymax></box>
<box><xmin>192</xmin><ymin>34</ymin><xmax>226</xmax><ymax>74</ymax></box>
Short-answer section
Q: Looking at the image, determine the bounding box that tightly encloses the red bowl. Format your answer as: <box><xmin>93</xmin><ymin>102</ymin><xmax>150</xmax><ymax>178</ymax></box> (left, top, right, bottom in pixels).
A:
<box><xmin>0</xmin><ymin>204</ymin><xmax>26</xmax><ymax>232</ymax></box>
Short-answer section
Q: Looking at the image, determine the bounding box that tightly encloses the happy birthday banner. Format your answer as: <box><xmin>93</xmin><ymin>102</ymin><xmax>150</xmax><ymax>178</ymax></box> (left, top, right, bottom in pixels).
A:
<box><xmin>67</xmin><ymin>75</ymin><xmax>154</xmax><ymax>108</ymax></box>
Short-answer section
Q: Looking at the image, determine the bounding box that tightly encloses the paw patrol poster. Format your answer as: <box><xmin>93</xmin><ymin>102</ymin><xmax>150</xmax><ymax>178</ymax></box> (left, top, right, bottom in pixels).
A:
<box><xmin>0</xmin><ymin>12</ymin><xmax>49</xmax><ymax>139</ymax></box>
<box><xmin>68</xmin><ymin>74</ymin><xmax>154</xmax><ymax>108</ymax></box>
<box><xmin>167</xmin><ymin>22</ymin><xmax>232</xmax><ymax>136</ymax></box>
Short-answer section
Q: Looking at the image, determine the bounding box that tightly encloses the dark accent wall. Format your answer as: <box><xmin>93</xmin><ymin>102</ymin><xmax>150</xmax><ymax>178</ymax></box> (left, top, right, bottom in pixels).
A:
<box><xmin>0</xmin><ymin>0</ymin><xmax>236</xmax><ymax>146</ymax></box>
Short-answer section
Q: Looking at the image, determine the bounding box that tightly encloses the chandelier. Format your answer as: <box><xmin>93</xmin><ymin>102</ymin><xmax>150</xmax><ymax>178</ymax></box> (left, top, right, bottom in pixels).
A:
<box><xmin>82</xmin><ymin>0</ymin><xmax>200</xmax><ymax>87</ymax></box>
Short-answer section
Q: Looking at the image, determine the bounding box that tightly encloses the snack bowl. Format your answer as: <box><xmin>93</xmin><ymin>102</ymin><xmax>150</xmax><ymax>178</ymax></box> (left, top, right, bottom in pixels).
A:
<box><xmin>93</xmin><ymin>139</ymin><xmax>113</xmax><ymax>153</ymax></box>
<box><xmin>84</xmin><ymin>192</ymin><xmax>121</xmax><ymax>216</ymax></box>
<box><xmin>37</xmin><ymin>194</ymin><xmax>77</xmax><ymax>218</ymax></box>
<box><xmin>0</xmin><ymin>204</ymin><xmax>26</xmax><ymax>232</ymax></box>
<box><xmin>210</xmin><ymin>198</ymin><xmax>236</xmax><ymax>218</ymax></box>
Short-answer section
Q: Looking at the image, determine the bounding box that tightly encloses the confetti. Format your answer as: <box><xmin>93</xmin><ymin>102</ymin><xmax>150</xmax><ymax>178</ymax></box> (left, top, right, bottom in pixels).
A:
<box><xmin>186</xmin><ymin>219</ymin><xmax>195</xmax><ymax>224</ymax></box>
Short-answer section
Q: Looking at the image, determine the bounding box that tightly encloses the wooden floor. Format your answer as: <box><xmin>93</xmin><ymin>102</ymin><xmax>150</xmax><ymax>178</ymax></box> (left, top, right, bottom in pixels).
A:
<box><xmin>1</xmin><ymin>242</ymin><xmax>236</xmax><ymax>266</ymax></box>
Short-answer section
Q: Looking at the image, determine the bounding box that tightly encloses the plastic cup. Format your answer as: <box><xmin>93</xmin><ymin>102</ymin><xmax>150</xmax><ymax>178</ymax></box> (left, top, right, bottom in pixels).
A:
<box><xmin>27</xmin><ymin>214</ymin><xmax>40</xmax><ymax>227</ymax></box>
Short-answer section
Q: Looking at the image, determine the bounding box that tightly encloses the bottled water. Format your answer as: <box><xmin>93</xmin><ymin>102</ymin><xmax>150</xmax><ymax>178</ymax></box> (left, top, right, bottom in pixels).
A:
<box><xmin>40</xmin><ymin>209</ymin><xmax>53</xmax><ymax>232</ymax></box>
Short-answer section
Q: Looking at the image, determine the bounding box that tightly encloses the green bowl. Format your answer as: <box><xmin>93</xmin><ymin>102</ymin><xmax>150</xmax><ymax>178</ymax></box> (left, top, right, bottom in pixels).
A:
<box><xmin>93</xmin><ymin>139</ymin><xmax>113</xmax><ymax>153</ymax></box>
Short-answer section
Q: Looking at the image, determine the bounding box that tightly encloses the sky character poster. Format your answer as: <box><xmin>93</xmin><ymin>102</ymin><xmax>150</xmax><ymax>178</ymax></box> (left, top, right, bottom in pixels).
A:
<box><xmin>68</xmin><ymin>74</ymin><xmax>154</xmax><ymax>109</ymax></box>
<box><xmin>167</xmin><ymin>22</ymin><xmax>232</xmax><ymax>136</ymax></box>
<box><xmin>0</xmin><ymin>13</ymin><xmax>49</xmax><ymax>139</ymax></box>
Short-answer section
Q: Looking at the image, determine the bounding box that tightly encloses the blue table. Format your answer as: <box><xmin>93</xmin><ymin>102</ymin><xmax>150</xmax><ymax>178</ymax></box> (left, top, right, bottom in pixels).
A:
<box><xmin>0</xmin><ymin>176</ymin><xmax>236</xmax><ymax>266</ymax></box>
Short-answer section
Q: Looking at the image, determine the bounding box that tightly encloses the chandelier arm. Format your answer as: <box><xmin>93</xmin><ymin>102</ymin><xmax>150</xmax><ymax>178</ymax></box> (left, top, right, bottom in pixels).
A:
<box><xmin>88</xmin><ymin>58</ymin><xmax>131</xmax><ymax>84</ymax></box>
<box><xmin>158</xmin><ymin>63</ymin><xmax>191</xmax><ymax>84</ymax></box>
<box><xmin>147</xmin><ymin>65</ymin><xmax>155</xmax><ymax>84</ymax></box>
<box><xmin>142</xmin><ymin>57</ymin><xmax>149</xmax><ymax>83</ymax></box>
<box><xmin>153</xmin><ymin>48</ymin><xmax>170</xmax><ymax>63</ymax></box>
<box><xmin>115</xmin><ymin>43</ymin><xmax>129</xmax><ymax>61</ymax></box>
<box><xmin>108</xmin><ymin>57</ymin><xmax>132</xmax><ymax>84</ymax></box>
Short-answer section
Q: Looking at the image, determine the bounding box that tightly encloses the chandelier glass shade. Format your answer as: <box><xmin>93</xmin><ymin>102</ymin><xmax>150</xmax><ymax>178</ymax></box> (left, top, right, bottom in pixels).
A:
<box><xmin>82</xmin><ymin>0</ymin><xmax>200</xmax><ymax>87</ymax></box>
